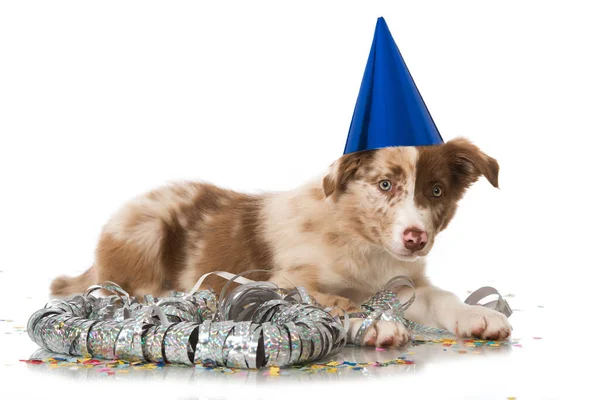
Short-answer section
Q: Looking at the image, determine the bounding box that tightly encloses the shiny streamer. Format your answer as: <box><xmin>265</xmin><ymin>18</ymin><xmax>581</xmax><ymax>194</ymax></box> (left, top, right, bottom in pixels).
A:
<box><xmin>347</xmin><ymin>276</ymin><xmax>513</xmax><ymax>344</ymax></box>
<box><xmin>464</xmin><ymin>286</ymin><xmax>513</xmax><ymax>317</ymax></box>
<box><xmin>27</xmin><ymin>272</ymin><xmax>511</xmax><ymax>368</ymax></box>
<box><xmin>27</xmin><ymin>273</ymin><xmax>346</xmax><ymax>368</ymax></box>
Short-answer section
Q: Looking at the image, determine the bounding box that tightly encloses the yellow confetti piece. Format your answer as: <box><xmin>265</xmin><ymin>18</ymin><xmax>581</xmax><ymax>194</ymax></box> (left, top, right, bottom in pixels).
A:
<box><xmin>407</xmin><ymin>351</ymin><xmax>416</xmax><ymax>355</ymax></box>
<box><xmin>508</xmin><ymin>397</ymin><xmax>516</xmax><ymax>400</ymax></box>
<box><xmin>327</xmin><ymin>368</ymin><xmax>337</xmax><ymax>373</ymax></box>
<box><xmin>269</xmin><ymin>366</ymin><xmax>280</xmax><ymax>376</ymax></box>
<box><xmin>326</xmin><ymin>361</ymin><xmax>339</xmax><ymax>366</ymax></box>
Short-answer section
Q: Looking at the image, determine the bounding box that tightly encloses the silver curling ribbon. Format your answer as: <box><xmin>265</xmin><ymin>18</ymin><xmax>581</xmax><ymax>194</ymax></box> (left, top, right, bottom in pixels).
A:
<box><xmin>464</xmin><ymin>286</ymin><xmax>513</xmax><ymax>317</ymax></box>
<box><xmin>163</xmin><ymin>321</ymin><xmax>199</xmax><ymax>365</ymax></box>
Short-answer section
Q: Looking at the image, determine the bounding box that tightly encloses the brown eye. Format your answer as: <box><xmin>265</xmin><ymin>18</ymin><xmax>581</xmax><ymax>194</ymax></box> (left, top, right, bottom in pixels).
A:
<box><xmin>378</xmin><ymin>180</ymin><xmax>392</xmax><ymax>191</ymax></box>
<box><xmin>432</xmin><ymin>185</ymin><xmax>443</xmax><ymax>198</ymax></box>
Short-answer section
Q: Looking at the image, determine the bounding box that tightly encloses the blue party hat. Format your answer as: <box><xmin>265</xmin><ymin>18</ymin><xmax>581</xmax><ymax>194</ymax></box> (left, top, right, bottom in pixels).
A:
<box><xmin>344</xmin><ymin>17</ymin><xmax>444</xmax><ymax>154</ymax></box>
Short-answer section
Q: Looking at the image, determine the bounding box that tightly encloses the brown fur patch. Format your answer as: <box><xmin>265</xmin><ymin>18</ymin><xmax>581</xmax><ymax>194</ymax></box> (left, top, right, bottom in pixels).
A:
<box><xmin>95</xmin><ymin>232</ymin><xmax>167</xmax><ymax>296</ymax></box>
<box><xmin>322</xmin><ymin>150</ymin><xmax>376</xmax><ymax>199</ymax></box>
<box><xmin>177</xmin><ymin>187</ymin><xmax>273</xmax><ymax>295</ymax></box>
<box><xmin>50</xmin><ymin>267</ymin><xmax>95</xmax><ymax>296</ymax></box>
<box><xmin>301</xmin><ymin>219</ymin><xmax>316</xmax><ymax>232</ymax></box>
<box><xmin>415</xmin><ymin>138</ymin><xmax>499</xmax><ymax>232</ymax></box>
<box><xmin>78</xmin><ymin>183</ymin><xmax>275</xmax><ymax>297</ymax></box>
<box><xmin>324</xmin><ymin>232</ymin><xmax>340</xmax><ymax>244</ymax></box>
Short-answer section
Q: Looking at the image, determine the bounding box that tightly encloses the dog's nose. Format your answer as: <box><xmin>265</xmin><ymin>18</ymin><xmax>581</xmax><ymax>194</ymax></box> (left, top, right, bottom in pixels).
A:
<box><xmin>402</xmin><ymin>228</ymin><xmax>428</xmax><ymax>251</ymax></box>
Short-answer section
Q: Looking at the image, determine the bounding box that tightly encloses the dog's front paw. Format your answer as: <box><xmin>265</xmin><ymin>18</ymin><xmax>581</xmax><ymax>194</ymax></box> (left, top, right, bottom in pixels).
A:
<box><xmin>349</xmin><ymin>319</ymin><xmax>410</xmax><ymax>348</ymax></box>
<box><xmin>454</xmin><ymin>305</ymin><xmax>512</xmax><ymax>340</ymax></box>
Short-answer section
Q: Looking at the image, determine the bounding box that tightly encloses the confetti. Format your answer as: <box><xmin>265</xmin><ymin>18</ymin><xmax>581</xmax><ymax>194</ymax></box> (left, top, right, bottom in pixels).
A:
<box><xmin>20</xmin><ymin>359</ymin><xmax>43</xmax><ymax>364</ymax></box>
<box><xmin>413</xmin><ymin>337</ymin><xmax>521</xmax><ymax>355</ymax></box>
<box><xmin>31</xmin><ymin>354</ymin><xmax>414</xmax><ymax>375</ymax></box>
<box><xmin>533</xmin><ymin>337</ymin><xmax>542</xmax><ymax>340</ymax></box>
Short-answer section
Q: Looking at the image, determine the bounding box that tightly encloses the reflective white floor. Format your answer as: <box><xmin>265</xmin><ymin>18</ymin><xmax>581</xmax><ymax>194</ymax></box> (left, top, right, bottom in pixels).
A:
<box><xmin>0</xmin><ymin>269</ymin><xmax>573</xmax><ymax>399</ymax></box>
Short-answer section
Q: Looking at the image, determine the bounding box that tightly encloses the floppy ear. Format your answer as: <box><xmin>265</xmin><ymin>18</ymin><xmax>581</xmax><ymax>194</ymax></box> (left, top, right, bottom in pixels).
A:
<box><xmin>322</xmin><ymin>152</ymin><xmax>367</xmax><ymax>198</ymax></box>
<box><xmin>444</xmin><ymin>138</ymin><xmax>500</xmax><ymax>189</ymax></box>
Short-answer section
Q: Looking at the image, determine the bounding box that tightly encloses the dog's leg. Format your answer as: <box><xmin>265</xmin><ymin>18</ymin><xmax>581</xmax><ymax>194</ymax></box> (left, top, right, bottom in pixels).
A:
<box><xmin>309</xmin><ymin>292</ymin><xmax>410</xmax><ymax>348</ymax></box>
<box><xmin>269</xmin><ymin>271</ymin><xmax>410</xmax><ymax>348</ymax></box>
<box><xmin>346</xmin><ymin>318</ymin><xmax>411</xmax><ymax>348</ymax></box>
<box><xmin>398</xmin><ymin>284</ymin><xmax>512</xmax><ymax>340</ymax></box>
<box><xmin>309</xmin><ymin>292</ymin><xmax>359</xmax><ymax>313</ymax></box>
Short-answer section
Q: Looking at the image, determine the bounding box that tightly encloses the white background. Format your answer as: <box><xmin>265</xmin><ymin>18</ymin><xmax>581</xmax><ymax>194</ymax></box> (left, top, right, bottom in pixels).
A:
<box><xmin>1</xmin><ymin>1</ymin><xmax>599</xmax><ymax>398</ymax></box>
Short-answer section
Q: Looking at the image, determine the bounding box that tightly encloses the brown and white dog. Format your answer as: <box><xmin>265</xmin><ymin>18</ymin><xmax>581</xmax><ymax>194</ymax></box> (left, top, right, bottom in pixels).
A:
<box><xmin>51</xmin><ymin>137</ymin><xmax>511</xmax><ymax>348</ymax></box>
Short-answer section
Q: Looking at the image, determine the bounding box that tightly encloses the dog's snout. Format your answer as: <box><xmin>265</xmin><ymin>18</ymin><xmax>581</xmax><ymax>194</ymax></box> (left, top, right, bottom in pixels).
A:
<box><xmin>402</xmin><ymin>228</ymin><xmax>428</xmax><ymax>251</ymax></box>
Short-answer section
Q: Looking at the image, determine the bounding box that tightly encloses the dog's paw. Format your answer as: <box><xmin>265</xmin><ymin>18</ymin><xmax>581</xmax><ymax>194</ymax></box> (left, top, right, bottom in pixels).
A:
<box><xmin>454</xmin><ymin>305</ymin><xmax>512</xmax><ymax>340</ymax></box>
<box><xmin>349</xmin><ymin>319</ymin><xmax>410</xmax><ymax>348</ymax></box>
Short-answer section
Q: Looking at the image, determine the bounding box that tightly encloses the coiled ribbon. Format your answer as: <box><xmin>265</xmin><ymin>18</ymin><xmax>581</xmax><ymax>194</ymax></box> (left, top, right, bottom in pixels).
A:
<box><xmin>27</xmin><ymin>271</ymin><xmax>511</xmax><ymax>368</ymax></box>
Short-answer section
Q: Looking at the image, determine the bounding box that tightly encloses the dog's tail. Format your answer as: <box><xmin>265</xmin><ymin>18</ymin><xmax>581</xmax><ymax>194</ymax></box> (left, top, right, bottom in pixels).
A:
<box><xmin>50</xmin><ymin>266</ymin><xmax>97</xmax><ymax>297</ymax></box>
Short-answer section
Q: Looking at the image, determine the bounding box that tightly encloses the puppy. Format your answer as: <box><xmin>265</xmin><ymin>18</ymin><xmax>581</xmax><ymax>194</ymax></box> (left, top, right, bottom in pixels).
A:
<box><xmin>51</xmin><ymin>137</ymin><xmax>511</xmax><ymax>347</ymax></box>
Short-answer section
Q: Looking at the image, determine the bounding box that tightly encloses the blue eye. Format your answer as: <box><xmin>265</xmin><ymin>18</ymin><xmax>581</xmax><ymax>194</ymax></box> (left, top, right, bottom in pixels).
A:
<box><xmin>378</xmin><ymin>180</ymin><xmax>392</xmax><ymax>191</ymax></box>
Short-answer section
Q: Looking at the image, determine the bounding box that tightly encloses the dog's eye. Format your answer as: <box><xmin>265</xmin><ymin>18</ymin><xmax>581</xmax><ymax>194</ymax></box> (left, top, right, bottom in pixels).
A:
<box><xmin>432</xmin><ymin>185</ymin><xmax>443</xmax><ymax>197</ymax></box>
<box><xmin>378</xmin><ymin>180</ymin><xmax>392</xmax><ymax>191</ymax></box>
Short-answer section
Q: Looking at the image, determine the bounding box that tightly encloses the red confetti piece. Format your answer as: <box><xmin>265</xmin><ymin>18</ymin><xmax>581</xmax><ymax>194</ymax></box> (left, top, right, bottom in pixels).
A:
<box><xmin>20</xmin><ymin>359</ymin><xmax>43</xmax><ymax>364</ymax></box>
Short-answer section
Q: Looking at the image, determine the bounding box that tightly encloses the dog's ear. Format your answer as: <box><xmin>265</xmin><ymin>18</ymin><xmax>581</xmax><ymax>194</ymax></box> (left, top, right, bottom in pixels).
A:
<box><xmin>323</xmin><ymin>151</ymin><xmax>369</xmax><ymax>198</ymax></box>
<box><xmin>443</xmin><ymin>138</ymin><xmax>499</xmax><ymax>189</ymax></box>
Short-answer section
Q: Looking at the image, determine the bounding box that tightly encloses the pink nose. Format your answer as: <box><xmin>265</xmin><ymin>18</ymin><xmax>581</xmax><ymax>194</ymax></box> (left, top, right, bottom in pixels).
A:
<box><xmin>403</xmin><ymin>228</ymin><xmax>428</xmax><ymax>251</ymax></box>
